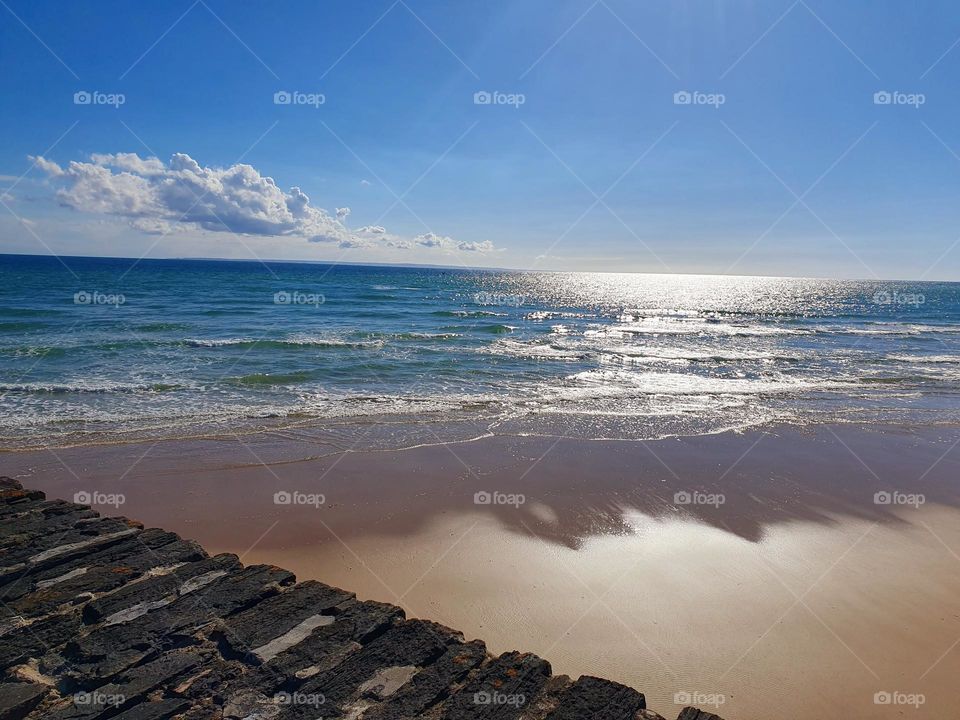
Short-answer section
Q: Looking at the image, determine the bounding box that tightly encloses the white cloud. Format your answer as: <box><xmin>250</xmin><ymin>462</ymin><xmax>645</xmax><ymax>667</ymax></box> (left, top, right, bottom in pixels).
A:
<box><xmin>415</xmin><ymin>232</ymin><xmax>497</xmax><ymax>253</ymax></box>
<box><xmin>31</xmin><ymin>152</ymin><xmax>500</xmax><ymax>256</ymax></box>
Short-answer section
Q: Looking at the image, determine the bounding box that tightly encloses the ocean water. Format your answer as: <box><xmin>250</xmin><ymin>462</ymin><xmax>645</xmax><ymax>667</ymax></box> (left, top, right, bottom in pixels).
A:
<box><xmin>1</xmin><ymin>253</ymin><xmax>959</xmax><ymax>450</ymax></box>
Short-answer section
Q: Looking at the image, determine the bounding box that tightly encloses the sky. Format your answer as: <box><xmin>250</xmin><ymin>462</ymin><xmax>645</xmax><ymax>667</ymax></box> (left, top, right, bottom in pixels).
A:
<box><xmin>1</xmin><ymin>0</ymin><xmax>960</xmax><ymax>279</ymax></box>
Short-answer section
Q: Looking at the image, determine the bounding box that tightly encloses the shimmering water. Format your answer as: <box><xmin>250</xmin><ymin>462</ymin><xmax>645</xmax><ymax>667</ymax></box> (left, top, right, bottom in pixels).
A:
<box><xmin>2</xmin><ymin>254</ymin><xmax>959</xmax><ymax>449</ymax></box>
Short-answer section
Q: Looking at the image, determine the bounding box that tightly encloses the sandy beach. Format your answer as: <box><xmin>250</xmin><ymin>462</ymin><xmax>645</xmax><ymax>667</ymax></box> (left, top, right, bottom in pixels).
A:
<box><xmin>6</xmin><ymin>422</ymin><xmax>959</xmax><ymax>719</ymax></box>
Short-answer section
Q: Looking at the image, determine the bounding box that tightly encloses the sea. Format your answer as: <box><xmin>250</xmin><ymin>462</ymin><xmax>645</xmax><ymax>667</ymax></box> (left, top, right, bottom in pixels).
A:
<box><xmin>1</xmin><ymin>253</ymin><xmax>959</xmax><ymax>451</ymax></box>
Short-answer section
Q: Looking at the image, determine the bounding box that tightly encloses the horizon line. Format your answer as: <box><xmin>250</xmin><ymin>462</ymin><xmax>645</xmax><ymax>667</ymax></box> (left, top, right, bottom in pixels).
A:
<box><xmin>0</xmin><ymin>250</ymin><xmax>955</xmax><ymax>285</ymax></box>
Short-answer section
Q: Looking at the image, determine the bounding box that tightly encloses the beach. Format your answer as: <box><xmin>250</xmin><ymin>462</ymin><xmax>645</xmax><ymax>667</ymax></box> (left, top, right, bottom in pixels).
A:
<box><xmin>7</xmin><ymin>422</ymin><xmax>959</xmax><ymax>719</ymax></box>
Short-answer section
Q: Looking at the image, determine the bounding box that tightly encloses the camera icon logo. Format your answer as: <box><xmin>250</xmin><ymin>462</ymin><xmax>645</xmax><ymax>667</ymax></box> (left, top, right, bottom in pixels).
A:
<box><xmin>874</xmin><ymin>491</ymin><xmax>892</xmax><ymax>505</ymax></box>
<box><xmin>74</xmin><ymin>91</ymin><xmax>92</xmax><ymax>105</ymax></box>
<box><xmin>74</xmin><ymin>291</ymin><xmax>91</xmax><ymax>304</ymax></box>
<box><xmin>473</xmin><ymin>91</ymin><xmax>492</xmax><ymax>105</ymax></box>
<box><xmin>674</xmin><ymin>691</ymin><xmax>692</xmax><ymax>704</ymax></box>
<box><xmin>873</xmin><ymin>691</ymin><xmax>892</xmax><ymax>705</ymax></box>
<box><xmin>74</xmin><ymin>491</ymin><xmax>92</xmax><ymax>504</ymax></box>
<box><xmin>673</xmin><ymin>91</ymin><xmax>692</xmax><ymax>105</ymax></box>
<box><xmin>273</xmin><ymin>490</ymin><xmax>292</xmax><ymax>505</ymax></box>
<box><xmin>474</xmin><ymin>491</ymin><xmax>492</xmax><ymax>505</ymax></box>
<box><xmin>674</xmin><ymin>491</ymin><xmax>692</xmax><ymax>505</ymax></box>
<box><xmin>274</xmin><ymin>91</ymin><xmax>292</xmax><ymax>105</ymax></box>
<box><xmin>873</xmin><ymin>91</ymin><xmax>892</xmax><ymax>105</ymax></box>
<box><xmin>274</xmin><ymin>291</ymin><xmax>291</xmax><ymax>304</ymax></box>
<box><xmin>473</xmin><ymin>691</ymin><xmax>492</xmax><ymax>704</ymax></box>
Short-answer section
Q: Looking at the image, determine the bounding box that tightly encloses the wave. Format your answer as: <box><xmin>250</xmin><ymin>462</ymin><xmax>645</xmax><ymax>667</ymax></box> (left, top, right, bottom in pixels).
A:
<box><xmin>432</xmin><ymin>310</ymin><xmax>507</xmax><ymax>318</ymax></box>
<box><xmin>599</xmin><ymin>346</ymin><xmax>789</xmax><ymax>363</ymax></box>
<box><xmin>526</xmin><ymin>311</ymin><xmax>586</xmax><ymax>321</ymax></box>
<box><xmin>0</xmin><ymin>381</ymin><xmax>185</xmax><ymax>394</ymax></box>
<box><xmin>0</xmin><ymin>345</ymin><xmax>68</xmax><ymax>359</ymax></box>
<box><xmin>0</xmin><ymin>321</ymin><xmax>52</xmax><ymax>332</ymax></box>
<box><xmin>135</xmin><ymin>322</ymin><xmax>191</xmax><ymax>332</ymax></box>
<box><xmin>887</xmin><ymin>354</ymin><xmax>960</xmax><ymax>364</ymax></box>
<box><xmin>484</xmin><ymin>339</ymin><xmax>589</xmax><ymax>360</ymax></box>
<box><xmin>227</xmin><ymin>371</ymin><xmax>315</xmax><ymax>386</ymax></box>
<box><xmin>183</xmin><ymin>336</ymin><xmax>384</xmax><ymax>349</ymax></box>
<box><xmin>585</xmin><ymin>321</ymin><xmax>809</xmax><ymax>337</ymax></box>
<box><xmin>554</xmin><ymin>369</ymin><xmax>853</xmax><ymax>400</ymax></box>
<box><xmin>392</xmin><ymin>332</ymin><xmax>462</xmax><ymax>341</ymax></box>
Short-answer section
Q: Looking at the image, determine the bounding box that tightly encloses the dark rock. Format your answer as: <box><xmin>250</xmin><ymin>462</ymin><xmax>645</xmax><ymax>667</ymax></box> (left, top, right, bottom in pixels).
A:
<box><xmin>0</xmin><ymin>521</ymin><xmax>142</xmax><ymax>584</ymax></box>
<box><xmin>45</xmin><ymin>650</ymin><xmax>206</xmax><ymax>719</ymax></box>
<box><xmin>0</xmin><ymin>530</ymin><xmax>201</xmax><ymax>606</ymax></box>
<box><xmin>676</xmin><ymin>709</ymin><xmax>725</xmax><ymax>720</ymax></box>
<box><xmin>435</xmin><ymin>651</ymin><xmax>553</xmax><ymax>720</ymax></box>
<box><xmin>361</xmin><ymin>640</ymin><xmax>488</xmax><ymax>720</ymax></box>
<box><xmin>63</xmin><ymin>564</ymin><xmax>294</xmax><ymax>681</ymax></box>
<box><xmin>82</xmin><ymin>553</ymin><xmax>240</xmax><ymax>624</ymax></box>
<box><xmin>0</xmin><ymin>609</ymin><xmax>81</xmax><ymax>669</ymax></box>
<box><xmin>0</xmin><ymin>485</ymin><xmax>45</xmax><ymax>506</ymax></box>
<box><xmin>544</xmin><ymin>676</ymin><xmax>647</xmax><ymax>720</ymax></box>
<box><xmin>0</xmin><ymin>681</ymin><xmax>49</xmax><ymax>720</ymax></box>
<box><xmin>0</xmin><ymin>508</ymin><xmax>99</xmax><ymax>542</ymax></box>
<box><xmin>294</xmin><ymin>619</ymin><xmax>459</xmax><ymax>715</ymax></box>
<box><xmin>216</xmin><ymin>579</ymin><xmax>355</xmax><ymax>662</ymax></box>
<box><xmin>263</xmin><ymin>599</ymin><xmax>404</xmax><ymax>679</ymax></box>
<box><xmin>109</xmin><ymin>700</ymin><xmax>192</xmax><ymax>720</ymax></box>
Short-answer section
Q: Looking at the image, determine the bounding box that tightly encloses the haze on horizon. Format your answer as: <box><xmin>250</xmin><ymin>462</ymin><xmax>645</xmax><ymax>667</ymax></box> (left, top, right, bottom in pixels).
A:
<box><xmin>2</xmin><ymin>0</ymin><xmax>960</xmax><ymax>281</ymax></box>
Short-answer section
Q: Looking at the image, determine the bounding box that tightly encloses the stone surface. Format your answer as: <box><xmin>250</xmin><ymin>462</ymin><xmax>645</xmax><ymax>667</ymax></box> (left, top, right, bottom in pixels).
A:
<box><xmin>0</xmin><ymin>681</ymin><xmax>49</xmax><ymax>720</ymax></box>
<box><xmin>544</xmin><ymin>676</ymin><xmax>647</xmax><ymax>720</ymax></box>
<box><xmin>676</xmin><ymin>709</ymin><xmax>725</xmax><ymax>720</ymax></box>
<box><xmin>434</xmin><ymin>651</ymin><xmax>553</xmax><ymax>720</ymax></box>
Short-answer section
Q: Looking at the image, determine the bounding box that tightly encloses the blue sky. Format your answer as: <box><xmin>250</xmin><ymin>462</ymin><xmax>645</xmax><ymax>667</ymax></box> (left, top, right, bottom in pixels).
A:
<box><xmin>2</xmin><ymin>0</ymin><xmax>960</xmax><ymax>279</ymax></box>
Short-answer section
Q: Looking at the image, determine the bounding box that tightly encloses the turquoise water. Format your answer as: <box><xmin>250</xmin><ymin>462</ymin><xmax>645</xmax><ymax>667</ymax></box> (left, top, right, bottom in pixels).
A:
<box><xmin>2</xmin><ymin>254</ymin><xmax>959</xmax><ymax>449</ymax></box>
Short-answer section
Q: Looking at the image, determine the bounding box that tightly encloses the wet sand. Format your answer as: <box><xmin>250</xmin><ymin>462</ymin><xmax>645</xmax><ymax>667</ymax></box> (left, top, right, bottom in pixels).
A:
<box><xmin>4</xmin><ymin>423</ymin><xmax>960</xmax><ymax>719</ymax></box>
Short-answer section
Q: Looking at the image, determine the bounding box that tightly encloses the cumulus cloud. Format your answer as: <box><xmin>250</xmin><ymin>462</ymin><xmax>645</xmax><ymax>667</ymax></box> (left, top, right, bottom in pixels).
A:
<box><xmin>31</xmin><ymin>152</ymin><xmax>499</xmax><ymax>256</ymax></box>
<box><xmin>414</xmin><ymin>232</ymin><xmax>495</xmax><ymax>253</ymax></box>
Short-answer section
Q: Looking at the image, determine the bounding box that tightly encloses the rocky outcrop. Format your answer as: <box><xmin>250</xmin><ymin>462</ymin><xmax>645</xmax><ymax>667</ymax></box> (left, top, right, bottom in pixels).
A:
<box><xmin>0</xmin><ymin>476</ymin><xmax>726</xmax><ymax>720</ymax></box>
